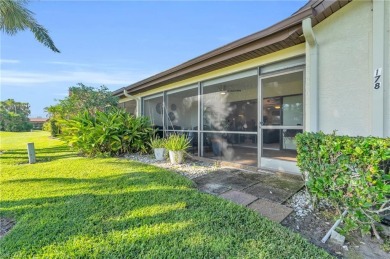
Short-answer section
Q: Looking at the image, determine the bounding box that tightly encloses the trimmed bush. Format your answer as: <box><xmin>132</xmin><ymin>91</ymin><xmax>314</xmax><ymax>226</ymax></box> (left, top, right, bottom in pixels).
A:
<box><xmin>296</xmin><ymin>131</ymin><xmax>390</xmax><ymax>236</ymax></box>
<box><xmin>60</xmin><ymin>109</ymin><xmax>155</xmax><ymax>156</ymax></box>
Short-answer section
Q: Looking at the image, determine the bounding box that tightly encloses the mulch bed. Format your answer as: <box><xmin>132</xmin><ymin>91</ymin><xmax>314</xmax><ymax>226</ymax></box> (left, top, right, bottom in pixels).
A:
<box><xmin>281</xmin><ymin>190</ymin><xmax>390</xmax><ymax>258</ymax></box>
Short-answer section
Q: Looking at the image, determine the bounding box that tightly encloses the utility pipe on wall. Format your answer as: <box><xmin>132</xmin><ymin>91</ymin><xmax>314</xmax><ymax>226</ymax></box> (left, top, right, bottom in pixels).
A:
<box><xmin>302</xmin><ymin>18</ymin><xmax>319</xmax><ymax>132</ymax></box>
<box><xmin>372</xmin><ymin>0</ymin><xmax>385</xmax><ymax>137</ymax></box>
<box><xmin>123</xmin><ymin>88</ymin><xmax>137</xmax><ymax>99</ymax></box>
<box><xmin>122</xmin><ymin>88</ymin><xmax>141</xmax><ymax>116</ymax></box>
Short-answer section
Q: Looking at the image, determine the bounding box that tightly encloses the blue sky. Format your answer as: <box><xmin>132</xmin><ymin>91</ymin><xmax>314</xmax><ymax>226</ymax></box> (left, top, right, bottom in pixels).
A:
<box><xmin>1</xmin><ymin>0</ymin><xmax>306</xmax><ymax>117</ymax></box>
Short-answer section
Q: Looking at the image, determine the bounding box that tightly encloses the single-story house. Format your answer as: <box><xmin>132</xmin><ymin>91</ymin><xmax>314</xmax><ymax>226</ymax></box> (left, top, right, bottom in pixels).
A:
<box><xmin>113</xmin><ymin>0</ymin><xmax>389</xmax><ymax>174</ymax></box>
<box><xmin>29</xmin><ymin>117</ymin><xmax>48</xmax><ymax>130</ymax></box>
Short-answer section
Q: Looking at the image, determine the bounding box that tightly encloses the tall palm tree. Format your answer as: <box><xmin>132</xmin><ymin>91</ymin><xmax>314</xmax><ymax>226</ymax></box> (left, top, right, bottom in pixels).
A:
<box><xmin>0</xmin><ymin>0</ymin><xmax>60</xmax><ymax>52</ymax></box>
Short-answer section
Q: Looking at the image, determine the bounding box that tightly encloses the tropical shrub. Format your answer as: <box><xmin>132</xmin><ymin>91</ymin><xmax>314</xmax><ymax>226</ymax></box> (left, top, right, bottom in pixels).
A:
<box><xmin>60</xmin><ymin>109</ymin><xmax>155</xmax><ymax>156</ymax></box>
<box><xmin>296</xmin><ymin>131</ymin><xmax>390</xmax><ymax>237</ymax></box>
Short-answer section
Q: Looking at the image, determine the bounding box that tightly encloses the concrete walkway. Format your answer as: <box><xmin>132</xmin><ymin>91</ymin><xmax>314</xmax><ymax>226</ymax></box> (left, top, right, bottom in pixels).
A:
<box><xmin>193</xmin><ymin>169</ymin><xmax>304</xmax><ymax>223</ymax></box>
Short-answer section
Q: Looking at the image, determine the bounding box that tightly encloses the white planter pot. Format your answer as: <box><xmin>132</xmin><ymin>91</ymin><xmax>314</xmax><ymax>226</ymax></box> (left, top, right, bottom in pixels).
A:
<box><xmin>169</xmin><ymin>150</ymin><xmax>184</xmax><ymax>164</ymax></box>
<box><xmin>154</xmin><ymin>148</ymin><xmax>166</xmax><ymax>161</ymax></box>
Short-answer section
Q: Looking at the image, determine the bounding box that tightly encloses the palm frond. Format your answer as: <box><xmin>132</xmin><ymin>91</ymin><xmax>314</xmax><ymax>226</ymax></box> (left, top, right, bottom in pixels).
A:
<box><xmin>0</xmin><ymin>0</ymin><xmax>60</xmax><ymax>52</ymax></box>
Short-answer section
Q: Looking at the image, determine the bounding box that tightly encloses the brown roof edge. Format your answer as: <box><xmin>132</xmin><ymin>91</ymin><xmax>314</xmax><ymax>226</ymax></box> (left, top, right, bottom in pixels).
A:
<box><xmin>113</xmin><ymin>0</ymin><xmax>350</xmax><ymax>97</ymax></box>
<box><xmin>29</xmin><ymin>118</ymin><xmax>49</xmax><ymax>122</ymax></box>
<box><xmin>113</xmin><ymin>7</ymin><xmax>313</xmax><ymax>97</ymax></box>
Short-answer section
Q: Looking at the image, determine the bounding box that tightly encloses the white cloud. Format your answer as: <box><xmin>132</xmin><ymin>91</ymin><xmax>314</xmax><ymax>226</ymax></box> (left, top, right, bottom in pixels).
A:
<box><xmin>0</xmin><ymin>59</ymin><xmax>20</xmax><ymax>64</ymax></box>
<box><xmin>45</xmin><ymin>61</ymin><xmax>91</xmax><ymax>67</ymax></box>
<box><xmin>0</xmin><ymin>69</ymin><xmax>153</xmax><ymax>87</ymax></box>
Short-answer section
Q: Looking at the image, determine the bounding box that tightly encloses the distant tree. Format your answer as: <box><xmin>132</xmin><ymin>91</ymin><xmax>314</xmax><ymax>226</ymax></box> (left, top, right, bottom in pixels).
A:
<box><xmin>45</xmin><ymin>83</ymin><xmax>118</xmax><ymax>136</ymax></box>
<box><xmin>46</xmin><ymin>83</ymin><xmax>118</xmax><ymax>119</ymax></box>
<box><xmin>0</xmin><ymin>0</ymin><xmax>60</xmax><ymax>53</ymax></box>
<box><xmin>0</xmin><ymin>99</ymin><xmax>33</xmax><ymax>131</ymax></box>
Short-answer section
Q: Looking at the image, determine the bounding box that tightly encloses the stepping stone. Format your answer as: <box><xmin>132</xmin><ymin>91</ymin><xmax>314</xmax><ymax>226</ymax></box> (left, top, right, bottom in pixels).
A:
<box><xmin>244</xmin><ymin>183</ymin><xmax>292</xmax><ymax>203</ymax></box>
<box><xmin>248</xmin><ymin>198</ymin><xmax>293</xmax><ymax>223</ymax></box>
<box><xmin>198</xmin><ymin>183</ymin><xmax>231</xmax><ymax>195</ymax></box>
<box><xmin>219</xmin><ymin>190</ymin><xmax>258</xmax><ymax>206</ymax></box>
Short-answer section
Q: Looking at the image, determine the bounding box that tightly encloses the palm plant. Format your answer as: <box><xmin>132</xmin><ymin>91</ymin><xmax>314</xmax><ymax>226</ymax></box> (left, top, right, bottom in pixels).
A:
<box><xmin>0</xmin><ymin>0</ymin><xmax>60</xmax><ymax>52</ymax></box>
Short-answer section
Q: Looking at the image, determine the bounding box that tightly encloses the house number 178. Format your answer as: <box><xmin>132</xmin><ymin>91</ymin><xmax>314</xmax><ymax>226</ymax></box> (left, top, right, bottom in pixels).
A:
<box><xmin>374</xmin><ymin>68</ymin><xmax>382</xmax><ymax>90</ymax></box>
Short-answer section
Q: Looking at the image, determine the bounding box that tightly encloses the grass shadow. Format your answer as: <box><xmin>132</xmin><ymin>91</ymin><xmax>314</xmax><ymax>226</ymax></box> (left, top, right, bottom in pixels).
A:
<box><xmin>0</xmin><ymin>145</ymin><xmax>77</xmax><ymax>163</ymax></box>
<box><xmin>0</xmin><ymin>168</ymin><xmax>331</xmax><ymax>258</ymax></box>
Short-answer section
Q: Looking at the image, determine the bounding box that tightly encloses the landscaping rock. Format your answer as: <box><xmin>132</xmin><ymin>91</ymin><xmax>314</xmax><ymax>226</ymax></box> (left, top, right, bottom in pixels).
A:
<box><xmin>124</xmin><ymin>153</ymin><xmax>219</xmax><ymax>179</ymax></box>
<box><xmin>329</xmin><ymin>230</ymin><xmax>345</xmax><ymax>246</ymax></box>
<box><xmin>379</xmin><ymin>223</ymin><xmax>390</xmax><ymax>237</ymax></box>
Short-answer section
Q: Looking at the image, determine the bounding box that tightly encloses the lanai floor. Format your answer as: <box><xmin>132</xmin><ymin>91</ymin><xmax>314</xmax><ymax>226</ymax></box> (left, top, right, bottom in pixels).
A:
<box><xmin>193</xmin><ymin>169</ymin><xmax>304</xmax><ymax>223</ymax></box>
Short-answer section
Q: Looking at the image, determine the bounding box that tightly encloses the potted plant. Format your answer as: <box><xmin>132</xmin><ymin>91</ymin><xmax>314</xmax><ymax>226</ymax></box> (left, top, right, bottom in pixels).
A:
<box><xmin>149</xmin><ymin>136</ymin><xmax>166</xmax><ymax>161</ymax></box>
<box><xmin>165</xmin><ymin>134</ymin><xmax>191</xmax><ymax>164</ymax></box>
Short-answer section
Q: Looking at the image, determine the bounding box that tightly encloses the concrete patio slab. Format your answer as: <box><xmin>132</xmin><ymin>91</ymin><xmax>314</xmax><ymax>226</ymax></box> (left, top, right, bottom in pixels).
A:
<box><xmin>244</xmin><ymin>183</ymin><xmax>293</xmax><ymax>203</ymax></box>
<box><xmin>248</xmin><ymin>199</ymin><xmax>293</xmax><ymax>223</ymax></box>
<box><xmin>219</xmin><ymin>190</ymin><xmax>258</xmax><ymax>206</ymax></box>
<box><xmin>259</xmin><ymin>174</ymin><xmax>304</xmax><ymax>193</ymax></box>
<box><xmin>193</xmin><ymin>169</ymin><xmax>240</xmax><ymax>186</ymax></box>
<box><xmin>219</xmin><ymin>175</ymin><xmax>257</xmax><ymax>191</ymax></box>
<box><xmin>193</xmin><ymin>169</ymin><xmax>304</xmax><ymax>222</ymax></box>
<box><xmin>198</xmin><ymin>183</ymin><xmax>231</xmax><ymax>195</ymax></box>
<box><xmin>234</xmin><ymin>171</ymin><xmax>270</xmax><ymax>182</ymax></box>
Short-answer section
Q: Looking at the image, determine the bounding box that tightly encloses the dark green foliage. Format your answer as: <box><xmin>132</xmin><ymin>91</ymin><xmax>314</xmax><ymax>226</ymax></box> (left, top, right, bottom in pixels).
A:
<box><xmin>296</xmin><ymin>131</ymin><xmax>390</xmax><ymax>234</ymax></box>
<box><xmin>0</xmin><ymin>99</ymin><xmax>33</xmax><ymax>132</ymax></box>
<box><xmin>60</xmin><ymin>109</ymin><xmax>155</xmax><ymax>156</ymax></box>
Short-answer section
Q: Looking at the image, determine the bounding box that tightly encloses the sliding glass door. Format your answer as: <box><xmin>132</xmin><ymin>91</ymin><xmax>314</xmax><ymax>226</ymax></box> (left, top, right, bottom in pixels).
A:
<box><xmin>201</xmin><ymin>69</ymin><xmax>258</xmax><ymax>166</ymax></box>
<box><xmin>258</xmin><ymin>70</ymin><xmax>304</xmax><ymax>173</ymax></box>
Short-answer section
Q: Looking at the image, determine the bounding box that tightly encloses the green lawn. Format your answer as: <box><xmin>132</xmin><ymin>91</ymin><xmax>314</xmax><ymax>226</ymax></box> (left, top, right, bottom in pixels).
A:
<box><xmin>0</xmin><ymin>131</ymin><xmax>331</xmax><ymax>258</ymax></box>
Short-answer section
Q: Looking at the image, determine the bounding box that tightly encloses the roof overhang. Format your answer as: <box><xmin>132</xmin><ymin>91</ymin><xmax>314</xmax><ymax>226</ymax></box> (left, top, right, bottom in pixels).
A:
<box><xmin>113</xmin><ymin>0</ymin><xmax>351</xmax><ymax>98</ymax></box>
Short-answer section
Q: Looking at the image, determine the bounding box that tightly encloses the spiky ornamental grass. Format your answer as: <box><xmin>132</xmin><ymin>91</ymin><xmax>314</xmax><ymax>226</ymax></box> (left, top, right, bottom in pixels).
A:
<box><xmin>0</xmin><ymin>131</ymin><xmax>332</xmax><ymax>258</ymax></box>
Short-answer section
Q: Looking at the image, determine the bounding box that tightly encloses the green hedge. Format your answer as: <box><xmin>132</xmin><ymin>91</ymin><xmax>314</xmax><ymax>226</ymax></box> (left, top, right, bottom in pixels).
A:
<box><xmin>296</xmin><ymin>131</ymin><xmax>390</xmax><ymax>234</ymax></box>
<box><xmin>60</xmin><ymin>109</ymin><xmax>155</xmax><ymax>156</ymax></box>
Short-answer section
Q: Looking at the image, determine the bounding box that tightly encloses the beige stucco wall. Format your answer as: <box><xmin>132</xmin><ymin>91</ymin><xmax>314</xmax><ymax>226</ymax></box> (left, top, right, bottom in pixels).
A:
<box><xmin>313</xmin><ymin>0</ymin><xmax>374</xmax><ymax>136</ymax></box>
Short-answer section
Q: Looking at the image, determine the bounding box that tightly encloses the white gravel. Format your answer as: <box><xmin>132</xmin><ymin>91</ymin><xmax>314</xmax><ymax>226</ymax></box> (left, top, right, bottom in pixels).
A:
<box><xmin>124</xmin><ymin>153</ymin><xmax>220</xmax><ymax>179</ymax></box>
<box><xmin>286</xmin><ymin>189</ymin><xmax>314</xmax><ymax>217</ymax></box>
<box><xmin>286</xmin><ymin>188</ymin><xmax>333</xmax><ymax>218</ymax></box>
